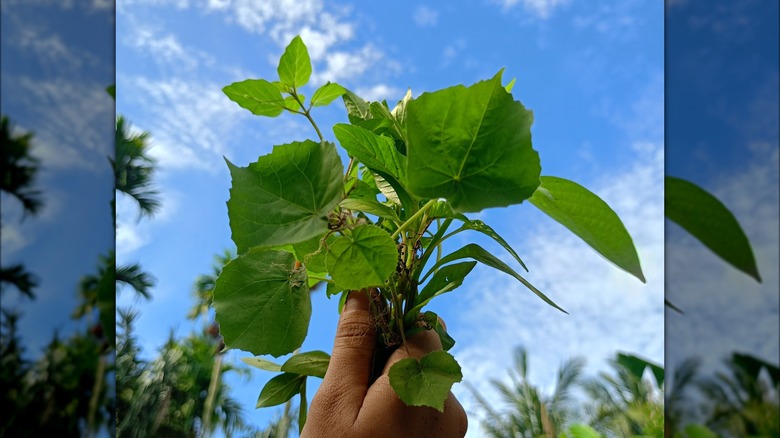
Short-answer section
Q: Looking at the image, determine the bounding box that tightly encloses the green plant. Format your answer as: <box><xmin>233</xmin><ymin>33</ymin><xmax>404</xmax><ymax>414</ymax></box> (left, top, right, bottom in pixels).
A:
<box><xmin>212</xmin><ymin>36</ymin><xmax>645</xmax><ymax>431</ymax></box>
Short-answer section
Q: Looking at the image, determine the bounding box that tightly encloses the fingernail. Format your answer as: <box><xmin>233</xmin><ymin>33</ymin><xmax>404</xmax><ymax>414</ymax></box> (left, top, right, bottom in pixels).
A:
<box><xmin>344</xmin><ymin>290</ymin><xmax>369</xmax><ymax>312</ymax></box>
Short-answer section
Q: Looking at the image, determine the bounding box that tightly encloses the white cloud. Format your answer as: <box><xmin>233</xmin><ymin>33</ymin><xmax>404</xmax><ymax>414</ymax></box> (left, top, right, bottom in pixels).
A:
<box><xmin>310</xmin><ymin>45</ymin><xmax>384</xmax><ymax>85</ymax></box>
<box><xmin>0</xmin><ymin>222</ymin><xmax>29</xmax><ymax>256</ymax></box>
<box><xmin>413</xmin><ymin>6</ymin><xmax>439</xmax><ymax>27</ymax></box>
<box><xmin>494</xmin><ymin>0</ymin><xmax>569</xmax><ymax>18</ymax></box>
<box><xmin>572</xmin><ymin>0</ymin><xmax>646</xmax><ymax>40</ymax></box>
<box><xmin>354</xmin><ymin>84</ymin><xmax>402</xmax><ymax>103</ymax></box>
<box><xmin>453</xmin><ymin>142</ymin><xmax>665</xmax><ymax>435</ymax></box>
<box><xmin>122</xmin><ymin>20</ymin><xmax>215</xmax><ymax>70</ymax></box>
<box><xmin>116</xmin><ymin>188</ymin><xmax>181</xmax><ymax>260</ymax></box>
<box><xmin>2</xmin><ymin>75</ymin><xmax>114</xmax><ymax>172</ymax></box>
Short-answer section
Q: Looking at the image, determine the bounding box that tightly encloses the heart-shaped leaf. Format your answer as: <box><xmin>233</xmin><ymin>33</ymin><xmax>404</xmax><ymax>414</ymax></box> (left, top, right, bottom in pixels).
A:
<box><xmin>213</xmin><ymin>249</ymin><xmax>311</xmax><ymax>357</ymax></box>
<box><xmin>388</xmin><ymin>350</ymin><xmax>462</xmax><ymax>411</ymax></box>
<box><xmin>326</xmin><ymin>224</ymin><xmax>397</xmax><ymax>290</ymax></box>
<box><xmin>226</xmin><ymin>140</ymin><xmax>343</xmax><ymax>253</ymax></box>
<box><xmin>529</xmin><ymin>176</ymin><xmax>645</xmax><ymax>282</ymax></box>
<box><xmin>405</xmin><ymin>70</ymin><xmax>540</xmax><ymax>212</ymax></box>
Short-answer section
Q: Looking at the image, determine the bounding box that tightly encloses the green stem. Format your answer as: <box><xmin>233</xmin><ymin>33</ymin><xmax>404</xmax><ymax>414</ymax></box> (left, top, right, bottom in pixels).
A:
<box><xmin>308</xmin><ymin>275</ymin><xmax>334</xmax><ymax>284</ymax></box>
<box><xmin>292</xmin><ymin>91</ymin><xmax>324</xmax><ymax>142</ymax></box>
<box><xmin>391</xmin><ymin>199</ymin><xmax>437</xmax><ymax>240</ymax></box>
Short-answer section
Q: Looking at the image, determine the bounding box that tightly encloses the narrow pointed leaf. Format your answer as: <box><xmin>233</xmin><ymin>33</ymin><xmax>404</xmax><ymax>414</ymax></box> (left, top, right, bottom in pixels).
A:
<box><xmin>311</xmin><ymin>82</ymin><xmax>346</xmax><ymax>107</ymax></box>
<box><xmin>427</xmin><ymin>243</ymin><xmax>566</xmax><ymax>313</ymax></box>
<box><xmin>241</xmin><ymin>357</ymin><xmax>283</xmax><ymax>373</ymax></box>
<box><xmin>257</xmin><ymin>372</ymin><xmax>305</xmax><ymax>408</ymax></box>
<box><xmin>277</xmin><ymin>36</ymin><xmax>311</xmax><ymax>89</ymax></box>
<box><xmin>388</xmin><ymin>350</ymin><xmax>462</xmax><ymax>411</ymax></box>
<box><xmin>406</xmin><ymin>70</ymin><xmax>540</xmax><ymax>212</ymax></box>
<box><xmin>226</xmin><ymin>140</ymin><xmax>343</xmax><ymax>253</ymax></box>
<box><xmin>452</xmin><ymin>219</ymin><xmax>528</xmax><ymax>271</ymax></box>
<box><xmin>665</xmin><ymin>176</ymin><xmax>761</xmax><ymax>282</ymax></box>
<box><xmin>616</xmin><ymin>352</ymin><xmax>664</xmax><ymax>388</ymax></box>
<box><xmin>326</xmin><ymin>224</ymin><xmax>397</xmax><ymax>290</ymax></box>
<box><xmin>417</xmin><ymin>261</ymin><xmax>476</xmax><ymax>306</ymax></box>
<box><xmin>529</xmin><ymin>176</ymin><xmax>645</xmax><ymax>282</ymax></box>
<box><xmin>223</xmin><ymin>79</ymin><xmax>285</xmax><ymax>117</ymax></box>
<box><xmin>340</xmin><ymin>197</ymin><xmax>399</xmax><ymax>221</ymax></box>
<box><xmin>281</xmin><ymin>350</ymin><xmax>330</xmax><ymax>378</ymax></box>
<box><xmin>213</xmin><ymin>249</ymin><xmax>311</xmax><ymax>357</ymax></box>
<box><xmin>504</xmin><ymin>77</ymin><xmax>516</xmax><ymax>93</ymax></box>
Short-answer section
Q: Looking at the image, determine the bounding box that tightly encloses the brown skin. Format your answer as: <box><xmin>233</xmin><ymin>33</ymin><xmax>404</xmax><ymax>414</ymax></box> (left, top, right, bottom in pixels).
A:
<box><xmin>301</xmin><ymin>291</ymin><xmax>468</xmax><ymax>438</ymax></box>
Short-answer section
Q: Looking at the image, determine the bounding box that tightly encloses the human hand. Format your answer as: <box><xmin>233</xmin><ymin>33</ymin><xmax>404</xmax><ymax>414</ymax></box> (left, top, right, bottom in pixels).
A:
<box><xmin>301</xmin><ymin>290</ymin><xmax>468</xmax><ymax>438</ymax></box>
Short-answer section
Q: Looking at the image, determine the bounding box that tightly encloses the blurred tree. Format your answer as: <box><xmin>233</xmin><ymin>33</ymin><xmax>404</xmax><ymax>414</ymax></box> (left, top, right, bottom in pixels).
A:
<box><xmin>469</xmin><ymin>346</ymin><xmax>585</xmax><ymax>437</ymax></box>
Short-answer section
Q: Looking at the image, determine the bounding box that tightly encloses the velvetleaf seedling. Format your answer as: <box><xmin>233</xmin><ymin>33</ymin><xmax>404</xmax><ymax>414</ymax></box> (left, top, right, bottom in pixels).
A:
<box><xmin>212</xmin><ymin>36</ymin><xmax>645</xmax><ymax>432</ymax></box>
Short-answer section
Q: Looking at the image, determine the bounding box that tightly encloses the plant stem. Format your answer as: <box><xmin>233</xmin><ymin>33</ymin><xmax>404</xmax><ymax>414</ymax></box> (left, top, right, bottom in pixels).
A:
<box><xmin>392</xmin><ymin>199</ymin><xmax>437</xmax><ymax>239</ymax></box>
<box><xmin>308</xmin><ymin>275</ymin><xmax>334</xmax><ymax>284</ymax></box>
<box><xmin>292</xmin><ymin>91</ymin><xmax>324</xmax><ymax>142</ymax></box>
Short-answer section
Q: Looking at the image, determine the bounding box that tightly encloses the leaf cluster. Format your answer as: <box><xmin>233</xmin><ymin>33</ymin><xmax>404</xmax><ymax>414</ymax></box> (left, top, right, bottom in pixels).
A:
<box><xmin>213</xmin><ymin>36</ymin><xmax>646</xmax><ymax>422</ymax></box>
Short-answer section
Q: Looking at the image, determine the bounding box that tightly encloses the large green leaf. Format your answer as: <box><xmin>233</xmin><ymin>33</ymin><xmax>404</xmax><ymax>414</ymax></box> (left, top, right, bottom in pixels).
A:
<box><xmin>388</xmin><ymin>350</ymin><xmax>462</xmax><ymax>412</ymax></box>
<box><xmin>277</xmin><ymin>36</ymin><xmax>311</xmax><ymax>90</ymax></box>
<box><xmin>213</xmin><ymin>249</ymin><xmax>311</xmax><ymax>357</ymax></box>
<box><xmin>529</xmin><ymin>176</ymin><xmax>645</xmax><ymax>282</ymax></box>
<box><xmin>257</xmin><ymin>372</ymin><xmax>305</xmax><ymax>408</ymax></box>
<box><xmin>427</xmin><ymin>243</ymin><xmax>566</xmax><ymax>313</ymax></box>
<box><xmin>281</xmin><ymin>350</ymin><xmax>330</xmax><ymax>378</ymax></box>
<box><xmin>223</xmin><ymin>79</ymin><xmax>285</xmax><ymax>117</ymax></box>
<box><xmin>665</xmin><ymin>176</ymin><xmax>761</xmax><ymax>282</ymax></box>
<box><xmin>226</xmin><ymin>140</ymin><xmax>343</xmax><ymax>253</ymax></box>
<box><xmin>405</xmin><ymin>70</ymin><xmax>540</xmax><ymax>212</ymax></box>
<box><xmin>311</xmin><ymin>82</ymin><xmax>346</xmax><ymax>107</ymax></box>
<box><xmin>326</xmin><ymin>224</ymin><xmax>398</xmax><ymax>290</ymax></box>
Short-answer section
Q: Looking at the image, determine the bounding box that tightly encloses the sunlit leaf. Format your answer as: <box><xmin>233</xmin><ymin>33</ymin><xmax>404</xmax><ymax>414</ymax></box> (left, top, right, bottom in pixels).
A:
<box><xmin>281</xmin><ymin>350</ymin><xmax>330</xmax><ymax>378</ymax></box>
<box><xmin>223</xmin><ymin>79</ymin><xmax>285</xmax><ymax>117</ymax></box>
<box><xmin>311</xmin><ymin>82</ymin><xmax>346</xmax><ymax>107</ymax></box>
<box><xmin>277</xmin><ymin>35</ymin><xmax>312</xmax><ymax>90</ymax></box>
<box><xmin>257</xmin><ymin>373</ymin><xmax>305</xmax><ymax>408</ymax></box>
<box><xmin>406</xmin><ymin>70</ymin><xmax>540</xmax><ymax>212</ymax></box>
<box><xmin>226</xmin><ymin>140</ymin><xmax>343</xmax><ymax>253</ymax></box>
<box><xmin>530</xmin><ymin>176</ymin><xmax>645</xmax><ymax>282</ymax></box>
<box><xmin>326</xmin><ymin>224</ymin><xmax>397</xmax><ymax>290</ymax></box>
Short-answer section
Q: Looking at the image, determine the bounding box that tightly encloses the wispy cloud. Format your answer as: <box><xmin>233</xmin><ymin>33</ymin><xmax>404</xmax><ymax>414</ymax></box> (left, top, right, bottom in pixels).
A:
<box><xmin>493</xmin><ymin>0</ymin><xmax>569</xmax><ymax>19</ymax></box>
<box><xmin>354</xmin><ymin>84</ymin><xmax>403</xmax><ymax>103</ymax></box>
<box><xmin>121</xmin><ymin>18</ymin><xmax>216</xmax><ymax>71</ymax></box>
<box><xmin>413</xmin><ymin>6</ymin><xmax>439</xmax><ymax>27</ymax></box>
<box><xmin>116</xmin><ymin>188</ymin><xmax>181</xmax><ymax>260</ymax></box>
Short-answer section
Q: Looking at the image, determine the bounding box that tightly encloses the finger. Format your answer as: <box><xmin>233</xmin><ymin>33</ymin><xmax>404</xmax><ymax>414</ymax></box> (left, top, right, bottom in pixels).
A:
<box><xmin>321</xmin><ymin>290</ymin><xmax>376</xmax><ymax>405</ymax></box>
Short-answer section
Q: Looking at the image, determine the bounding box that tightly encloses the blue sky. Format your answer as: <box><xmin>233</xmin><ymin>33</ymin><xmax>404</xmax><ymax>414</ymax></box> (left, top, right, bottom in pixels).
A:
<box><xmin>113</xmin><ymin>0</ymin><xmax>665</xmax><ymax>434</ymax></box>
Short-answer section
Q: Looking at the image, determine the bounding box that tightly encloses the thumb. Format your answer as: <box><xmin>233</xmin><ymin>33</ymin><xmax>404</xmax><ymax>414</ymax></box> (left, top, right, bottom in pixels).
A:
<box><xmin>322</xmin><ymin>290</ymin><xmax>376</xmax><ymax>403</ymax></box>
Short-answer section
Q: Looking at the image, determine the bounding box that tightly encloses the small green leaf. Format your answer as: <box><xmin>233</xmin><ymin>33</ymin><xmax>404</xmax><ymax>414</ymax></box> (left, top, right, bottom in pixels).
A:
<box><xmin>342</xmin><ymin>89</ymin><xmax>372</xmax><ymax>124</ymax></box>
<box><xmin>223</xmin><ymin>79</ymin><xmax>285</xmax><ymax>117</ymax></box>
<box><xmin>326</xmin><ymin>224</ymin><xmax>398</xmax><ymax>290</ymax></box>
<box><xmin>241</xmin><ymin>357</ymin><xmax>283</xmax><ymax>373</ymax></box>
<box><xmin>340</xmin><ymin>198</ymin><xmax>399</xmax><ymax>222</ymax></box>
<box><xmin>504</xmin><ymin>77</ymin><xmax>516</xmax><ymax>93</ymax></box>
<box><xmin>226</xmin><ymin>140</ymin><xmax>343</xmax><ymax>253</ymax></box>
<box><xmin>257</xmin><ymin>372</ymin><xmax>305</xmax><ymax>408</ymax></box>
<box><xmin>277</xmin><ymin>36</ymin><xmax>312</xmax><ymax>90</ymax></box>
<box><xmin>106</xmin><ymin>84</ymin><xmax>116</xmax><ymax>99</ymax></box>
<box><xmin>298</xmin><ymin>379</ymin><xmax>308</xmax><ymax>434</ymax></box>
<box><xmin>566</xmin><ymin>424</ymin><xmax>603</xmax><ymax>438</ymax></box>
<box><xmin>417</xmin><ymin>261</ymin><xmax>476</xmax><ymax>307</ymax></box>
<box><xmin>681</xmin><ymin>424</ymin><xmax>719</xmax><ymax>438</ymax></box>
<box><xmin>391</xmin><ymin>88</ymin><xmax>413</xmax><ymax>128</ymax></box>
<box><xmin>333</xmin><ymin>123</ymin><xmax>406</xmax><ymax>183</ymax></box>
<box><xmin>292</xmin><ymin>234</ymin><xmax>333</xmax><ymax>275</ymax></box>
<box><xmin>665</xmin><ymin>176</ymin><xmax>761</xmax><ymax>282</ymax></box>
<box><xmin>213</xmin><ymin>249</ymin><xmax>311</xmax><ymax>357</ymax></box>
<box><xmin>406</xmin><ymin>70</ymin><xmax>540</xmax><ymax>212</ymax></box>
<box><xmin>281</xmin><ymin>350</ymin><xmax>331</xmax><ymax>378</ymax></box>
<box><xmin>427</xmin><ymin>243</ymin><xmax>566</xmax><ymax>313</ymax></box>
<box><xmin>311</xmin><ymin>82</ymin><xmax>346</xmax><ymax>107</ymax></box>
<box><xmin>529</xmin><ymin>176</ymin><xmax>645</xmax><ymax>282</ymax></box>
<box><xmin>388</xmin><ymin>350</ymin><xmax>462</xmax><ymax>411</ymax></box>
<box><xmin>421</xmin><ymin>311</ymin><xmax>455</xmax><ymax>351</ymax></box>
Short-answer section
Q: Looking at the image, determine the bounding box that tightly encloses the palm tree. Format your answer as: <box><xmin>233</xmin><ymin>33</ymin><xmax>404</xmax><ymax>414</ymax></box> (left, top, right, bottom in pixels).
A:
<box><xmin>664</xmin><ymin>357</ymin><xmax>703</xmax><ymax>436</ymax></box>
<box><xmin>1</xmin><ymin>115</ymin><xmax>44</xmax><ymax>299</ymax></box>
<box><xmin>581</xmin><ymin>354</ymin><xmax>664</xmax><ymax>437</ymax></box>
<box><xmin>697</xmin><ymin>353</ymin><xmax>779</xmax><ymax>437</ymax></box>
<box><xmin>469</xmin><ymin>346</ymin><xmax>586</xmax><ymax>437</ymax></box>
<box><xmin>113</xmin><ymin>116</ymin><xmax>160</xmax><ymax>219</ymax></box>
